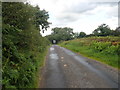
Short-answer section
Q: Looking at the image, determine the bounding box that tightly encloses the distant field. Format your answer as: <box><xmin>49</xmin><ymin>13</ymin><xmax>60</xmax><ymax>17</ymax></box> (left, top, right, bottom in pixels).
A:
<box><xmin>59</xmin><ymin>36</ymin><xmax>120</xmax><ymax>69</ymax></box>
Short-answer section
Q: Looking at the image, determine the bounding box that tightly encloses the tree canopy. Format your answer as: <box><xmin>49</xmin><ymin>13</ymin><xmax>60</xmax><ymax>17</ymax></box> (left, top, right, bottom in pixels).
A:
<box><xmin>46</xmin><ymin>24</ymin><xmax>120</xmax><ymax>44</ymax></box>
<box><xmin>78</xmin><ymin>32</ymin><xmax>86</xmax><ymax>38</ymax></box>
<box><xmin>92</xmin><ymin>24</ymin><xmax>112</xmax><ymax>36</ymax></box>
<box><xmin>46</xmin><ymin>27</ymin><xmax>74</xmax><ymax>43</ymax></box>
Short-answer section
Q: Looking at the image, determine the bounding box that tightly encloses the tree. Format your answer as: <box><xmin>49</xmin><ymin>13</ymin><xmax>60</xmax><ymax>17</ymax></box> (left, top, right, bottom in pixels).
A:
<box><xmin>78</xmin><ymin>32</ymin><xmax>86</xmax><ymax>38</ymax></box>
<box><xmin>46</xmin><ymin>27</ymin><xmax>74</xmax><ymax>43</ymax></box>
<box><xmin>35</xmin><ymin>6</ymin><xmax>50</xmax><ymax>31</ymax></box>
<box><xmin>2</xmin><ymin>3</ymin><xmax>50</xmax><ymax>32</ymax></box>
<box><xmin>73</xmin><ymin>32</ymin><xmax>79</xmax><ymax>39</ymax></box>
<box><xmin>112</xmin><ymin>27</ymin><xmax>120</xmax><ymax>36</ymax></box>
<box><xmin>92</xmin><ymin>24</ymin><xmax>112</xmax><ymax>36</ymax></box>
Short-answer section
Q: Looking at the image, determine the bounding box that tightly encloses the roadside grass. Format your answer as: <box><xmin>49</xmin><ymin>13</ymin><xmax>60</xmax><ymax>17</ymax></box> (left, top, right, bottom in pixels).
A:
<box><xmin>35</xmin><ymin>45</ymin><xmax>51</xmax><ymax>88</ymax></box>
<box><xmin>59</xmin><ymin>36</ymin><xmax>120</xmax><ymax>69</ymax></box>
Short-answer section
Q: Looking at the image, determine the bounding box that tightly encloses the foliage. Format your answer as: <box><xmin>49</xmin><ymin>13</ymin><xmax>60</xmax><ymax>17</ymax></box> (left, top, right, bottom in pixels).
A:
<box><xmin>92</xmin><ymin>24</ymin><xmax>120</xmax><ymax>36</ymax></box>
<box><xmin>2</xmin><ymin>2</ymin><xmax>50</xmax><ymax>32</ymax></box>
<box><xmin>73</xmin><ymin>32</ymin><xmax>79</xmax><ymax>39</ymax></box>
<box><xmin>2</xmin><ymin>2</ymin><xmax>50</xmax><ymax>89</ymax></box>
<box><xmin>34</xmin><ymin>5</ymin><xmax>50</xmax><ymax>31</ymax></box>
<box><xmin>46</xmin><ymin>27</ymin><xmax>74</xmax><ymax>43</ymax></box>
<box><xmin>47</xmin><ymin>23</ymin><xmax>120</xmax><ymax>44</ymax></box>
<box><xmin>59</xmin><ymin>36</ymin><xmax>120</xmax><ymax>69</ymax></box>
<box><xmin>78</xmin><ymin>32</ymin><xmax>86</xmax><ymax>38</ymax></box>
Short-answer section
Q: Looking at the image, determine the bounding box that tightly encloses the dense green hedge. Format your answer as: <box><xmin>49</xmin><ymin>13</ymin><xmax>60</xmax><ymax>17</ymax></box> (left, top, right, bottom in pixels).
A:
<box><xmin>2</xmin><ymin>2</ymin><xmax>50</xmax><ymax>88</ymax></box>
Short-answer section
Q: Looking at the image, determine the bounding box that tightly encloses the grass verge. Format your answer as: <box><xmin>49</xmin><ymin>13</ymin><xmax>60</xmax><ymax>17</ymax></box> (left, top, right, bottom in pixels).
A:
<box><xmin>59</xmin><ymin>36</ymin><xmax>120</xmax><ymax>69</ymax></box>
<box><xmin>35</xmin><ymin>45</ymin><xmax>51</xmax><ymax>88</ymax></box>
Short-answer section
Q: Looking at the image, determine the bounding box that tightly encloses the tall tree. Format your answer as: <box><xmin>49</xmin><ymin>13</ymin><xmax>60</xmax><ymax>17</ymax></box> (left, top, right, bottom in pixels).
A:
<box><xmin>92</xmin><ymin>24</ymin><xmax>112</xmax><ymax>36</ymax></box>
<box><xmin>46</xmin><ymin>27</ymin><xmax>74</xmax><ymax>43</ymax></box>
<box><xmin>112</xmin><ymin>27</ymin><xmax>120</xmax><ymax>36</ymax></box>
<box><xmin>78</xmin><ymin>32</ymin><xmax>86</xmax><ymax>38</ymax></box>
<box><xmin>73</xmin><ymin>32</ymin><xmax>79</xmax><ymax>39</ymax></box>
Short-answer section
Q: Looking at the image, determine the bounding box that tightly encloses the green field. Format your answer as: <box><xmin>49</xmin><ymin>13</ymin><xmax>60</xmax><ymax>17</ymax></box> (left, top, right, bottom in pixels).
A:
<box><xmin>59</xmin><ymin>36</ymin><xmax>120</xmax><ymax>69</ymax></box>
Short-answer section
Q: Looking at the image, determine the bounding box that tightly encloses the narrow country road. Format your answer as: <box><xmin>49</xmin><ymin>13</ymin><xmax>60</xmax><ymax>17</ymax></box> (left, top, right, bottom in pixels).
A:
<box><xmin>40</xmin><ymin>45</ymin><xmax>119</xmax><ymax>88</ymax></box>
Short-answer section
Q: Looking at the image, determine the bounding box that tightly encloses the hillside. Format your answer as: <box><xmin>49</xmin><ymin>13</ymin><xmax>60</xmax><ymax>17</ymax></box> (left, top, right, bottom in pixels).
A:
<box><xmin>59</xmin><ymin>36</ymin><xmax>120</xmax><ymax>69</ymax></box>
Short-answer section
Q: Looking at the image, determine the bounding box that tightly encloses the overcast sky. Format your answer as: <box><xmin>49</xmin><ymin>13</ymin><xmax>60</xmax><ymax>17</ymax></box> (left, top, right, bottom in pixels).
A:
<box><xmin>28</xmin><ymin>0</ymin><xmax>119</xmax><ymax>36</ymax></box>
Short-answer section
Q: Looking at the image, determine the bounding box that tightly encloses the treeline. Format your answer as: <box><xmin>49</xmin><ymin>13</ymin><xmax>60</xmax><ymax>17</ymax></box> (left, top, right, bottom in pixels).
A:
<box><xmin>89</xmin><ymin>24</ymin><xmax>120</xmax><ymax>37</ymax></box>
<box><xmin>46</xmin><ymin>24</ymin><xmax>120</xmax><ymax>44</ymax></box>
<box><xmin>2</xmin><ymin>2</ymin><xmax>50</xmax><ymax>88</ymax></box>
<box><xmin>46</xmin><ymin>27</ymin><xmax>74</xmax><ymax>43</ymax></box>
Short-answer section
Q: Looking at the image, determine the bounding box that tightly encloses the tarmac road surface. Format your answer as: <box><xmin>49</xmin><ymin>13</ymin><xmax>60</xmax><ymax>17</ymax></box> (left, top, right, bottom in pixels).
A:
<box><xmin>40</xmin><ymin>45</ymin><xmax>119</xmax><ymax>88</ymax></box>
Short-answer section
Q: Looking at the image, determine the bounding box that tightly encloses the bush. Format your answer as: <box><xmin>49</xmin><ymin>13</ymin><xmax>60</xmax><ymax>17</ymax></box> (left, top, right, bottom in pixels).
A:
<box><xmin>2</xmin><ymin>2</ymin><xmax>50</xmax><ymax>88</ymax></box>
<box><xmin>90</xmin><ymin>41</ymin><xmax>111</xmax><ymax>52</ymax></box>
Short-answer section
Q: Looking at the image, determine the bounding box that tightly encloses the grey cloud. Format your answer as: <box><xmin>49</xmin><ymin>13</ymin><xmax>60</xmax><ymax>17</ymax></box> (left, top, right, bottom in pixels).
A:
<box><xmin>95</xmin><ymin>2</ymin><xmax>118</xmax><ymax>6</ymax></box>
<box><xmin>59</xmin><ymin>15</ymin><xmax>78</xmax><ymax>22</ymax></box>
<box><xmin>55</xmin><ymin>12</ymin><xmax>81</xmax><ymax>25</ymax></box>
<box><xmin>64</xmin><ymin>2</ymin><xmax>97</xmax><ymax>14</ymax></box>
<box><xmin>54</xmin><ymin>1</ymin><xmax>118</xmax><ymax>26</ymax></box>
<box><xmin>55</xmin><ymin>2</ymin><xmax>98</xmax><ymax>23</ymax></box>
<box><xmin>63</xmin><ymin>2</ymin><xmax>117</xmax><ymax>14</ymax></box>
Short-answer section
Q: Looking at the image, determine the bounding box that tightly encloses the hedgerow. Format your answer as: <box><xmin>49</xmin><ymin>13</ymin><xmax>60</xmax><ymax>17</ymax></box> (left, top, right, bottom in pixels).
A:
<box><xmin>2</xmin><ymin>2</ymin><xmax>50</xmax><ymax>88</ymax></box>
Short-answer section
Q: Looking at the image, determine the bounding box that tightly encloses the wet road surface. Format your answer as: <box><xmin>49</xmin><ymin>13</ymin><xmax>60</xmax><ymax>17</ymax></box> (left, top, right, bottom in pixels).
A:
<box><xmin>40</xmin><ymin>45</ymin><xmax>119</xmax><ymax>88</ymax></box>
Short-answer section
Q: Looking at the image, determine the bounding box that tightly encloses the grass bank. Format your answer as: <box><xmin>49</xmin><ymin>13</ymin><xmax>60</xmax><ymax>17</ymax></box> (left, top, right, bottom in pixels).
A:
<box><xmin>35</xmin><ymin>45</ymin><xmax>51</xmax><ymax>88</ymax></box>
<box><xmin>59</xmin><ymin>36</ymin><xmax>120</xmax><ymax>69</ymax></box>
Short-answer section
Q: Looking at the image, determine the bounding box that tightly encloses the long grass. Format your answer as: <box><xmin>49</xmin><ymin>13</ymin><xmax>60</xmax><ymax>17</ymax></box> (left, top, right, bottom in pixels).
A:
<box><xmin>59</xmin><ymin>36</ymin><xmax>120</xmax><ymax>69</ymax></box>
<box><xmin>35</xmin><ymin>45</ymin><xmax>51</xmax><ymax>88</ymax></box>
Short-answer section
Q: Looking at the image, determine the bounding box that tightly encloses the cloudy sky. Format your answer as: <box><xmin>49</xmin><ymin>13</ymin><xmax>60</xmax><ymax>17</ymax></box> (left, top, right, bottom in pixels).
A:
<box><xmin>28</xmin><ymin>0</ymin><xmax>119</xmax><ymax>36</ymax></box>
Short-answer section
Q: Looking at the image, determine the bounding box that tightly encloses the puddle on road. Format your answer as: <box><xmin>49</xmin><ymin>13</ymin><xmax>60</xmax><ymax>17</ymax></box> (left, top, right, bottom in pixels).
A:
<box><xmin>47</xmin><ymin>46</ymin><xmax>67</xmax><ymax>88</ymax></box>
<box><xmin>61</xmin><ymin>57</ymin><xmax>64</xmax><ymax>59</ymax></box>
<box><xmin>50</xmin><ymin>47</ymin><xmax>55</xmax><ymax>51</ymax></box>
<box><xmin>64</xmin><ymin>64</ymin><xmax>67</xmax><ymax>67</ymax></box>
<box><xmin>49</xmin><ymin>53</ymin><xmax>59</xmax><ymax>60</ymax></box>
